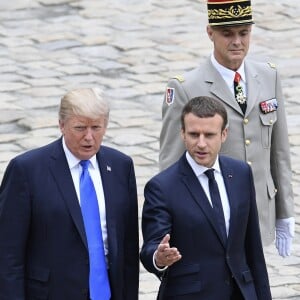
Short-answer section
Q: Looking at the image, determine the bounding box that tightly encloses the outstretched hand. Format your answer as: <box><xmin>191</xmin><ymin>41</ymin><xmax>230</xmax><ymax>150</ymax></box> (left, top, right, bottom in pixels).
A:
<box><xmin>154</xmin><ymin>234</ymin><xmax>182</xmax><ymax>267</ymax></box>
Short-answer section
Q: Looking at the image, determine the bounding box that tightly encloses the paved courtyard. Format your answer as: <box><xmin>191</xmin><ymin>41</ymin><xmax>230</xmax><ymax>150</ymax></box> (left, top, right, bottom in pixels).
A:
<box><xmin>0</xmin><ymin>0</ymin><xmax>299</xmax><ymax>298</ymax></box>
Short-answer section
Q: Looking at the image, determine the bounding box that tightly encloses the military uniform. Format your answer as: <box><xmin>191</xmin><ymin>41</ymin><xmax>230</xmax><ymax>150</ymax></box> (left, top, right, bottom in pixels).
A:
<box><xmin>159</xmin><ymin>58</ymin><xmax>294</xmax><ymax>245</ymax></box>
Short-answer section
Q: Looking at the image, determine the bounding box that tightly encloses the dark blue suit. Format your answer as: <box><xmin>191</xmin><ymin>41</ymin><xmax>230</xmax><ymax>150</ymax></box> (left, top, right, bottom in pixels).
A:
<box><xmin>140</xmin><ymin>154</ymin><xmax>271</xmax><ymax>300</ymax></box>
<box><xmin>0</xmin><ymin>138</ymin><xmax>139</xmax><ymax>300</ymax></box>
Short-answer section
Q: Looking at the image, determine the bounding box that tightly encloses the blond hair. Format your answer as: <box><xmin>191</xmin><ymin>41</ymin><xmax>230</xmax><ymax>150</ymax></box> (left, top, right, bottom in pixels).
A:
<box><xmin>59</xmin><ymin>88</ymin><xmax>110</xmax><ymax>124</ymax></box>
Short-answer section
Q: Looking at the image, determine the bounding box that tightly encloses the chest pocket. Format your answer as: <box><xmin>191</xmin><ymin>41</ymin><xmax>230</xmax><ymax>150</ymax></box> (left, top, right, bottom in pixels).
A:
<box><xmin>259</xmin><ymin>112</ymin><xmax>277</xmax><ymax>148</ymax></box>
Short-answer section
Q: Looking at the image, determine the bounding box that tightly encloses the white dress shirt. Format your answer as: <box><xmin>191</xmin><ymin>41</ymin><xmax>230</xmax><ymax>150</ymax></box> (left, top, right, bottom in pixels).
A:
<box><xmin>186</xmin><ymin>152</ymin><xmax>231</xmax><ymax>236</ymax></box>
<box><xmin>62</xmin><ymin>138</ymin><xmax>109</xmax><ymax>256</ymax></box>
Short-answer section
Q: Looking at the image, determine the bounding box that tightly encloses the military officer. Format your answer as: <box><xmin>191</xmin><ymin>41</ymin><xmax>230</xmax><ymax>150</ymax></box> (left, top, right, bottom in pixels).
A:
<box><xmin>159</xmin><ymin>0</ymin><xmax>294</xmax><ymax>256</ymax></box>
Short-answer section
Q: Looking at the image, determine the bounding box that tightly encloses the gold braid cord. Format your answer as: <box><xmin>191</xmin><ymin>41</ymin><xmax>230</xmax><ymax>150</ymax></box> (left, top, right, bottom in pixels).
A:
<box><xmin>208</xmin><ymin>5</ymin><xmax>252</xmax><ymax>20</ymax></box>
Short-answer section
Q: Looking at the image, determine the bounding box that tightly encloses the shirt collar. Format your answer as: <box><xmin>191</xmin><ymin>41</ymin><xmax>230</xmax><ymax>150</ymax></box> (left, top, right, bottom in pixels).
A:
<box><xmin>210</xmin><ymin>54</ymin><xmax>246</xmax><ymax>87</ymax></box>
<box><xmin>185</xmin><ymin>151</ymin><xmax>221</xmax><ymax>177</ymax></box>
<box><xmin>62</xmin><ymin>137</ymin><xmax>98</xmax><ymax>170</ymax></box>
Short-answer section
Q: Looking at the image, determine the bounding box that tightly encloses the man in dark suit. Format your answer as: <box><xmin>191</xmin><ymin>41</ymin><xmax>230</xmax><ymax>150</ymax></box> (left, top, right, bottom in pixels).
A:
<box><xmin>0</xmin><ymin>88</ymin><xmax>139</xmax><ymax>300</ymax></box>
<box><xmin>141</xmin><ymin>96</ymin><xmax>271</xmax><ymax>300</ymax></box>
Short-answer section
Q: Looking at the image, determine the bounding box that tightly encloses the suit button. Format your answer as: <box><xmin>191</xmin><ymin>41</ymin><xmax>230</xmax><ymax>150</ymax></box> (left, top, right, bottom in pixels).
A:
<box><xmin>243</xmin><ymin>118</ymin><xmax>249</xmax><ymax>125</ymax></box>
<box><xmin>247</xmin><ymin>161</ymin><xmax>252</xmax><ymax>166</ymax></box>
<box><xmin>269</xmin><ymin>119</ymin><xmax>273</xmax><ymax>125</ymax></box>
<box><xmin>245</xmin><ymin>139</ymin><xmax>250</xmax><ymax>146</ymax></box>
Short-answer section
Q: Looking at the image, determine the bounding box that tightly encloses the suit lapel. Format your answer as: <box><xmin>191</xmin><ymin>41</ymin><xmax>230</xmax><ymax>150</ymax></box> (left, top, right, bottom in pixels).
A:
<box><xmin>218</xmin><ymin>157</ymin><xmax>239</xmax><ymax>246</ymax></box>
<box><xmin>96</xmin><ymin>148</ymin><xmax>118</xmax><ymax>261</ymax></box>
<box><xmin>49</xmin><ymin>139</ymin><xmax>88</xmax><ymax>249</ymax></box>
<box><xmin>179</xmin><ymin>155</ymin><xmax>226</xmax><ymax>247</ymax></box>
<box><xmin>205</xmin><ymin>60</ymin><xmax>242</xmax><ymax>114</ymax></box>
<box><xmin>244</xmin><ymin>61</ymin><xmax>260</xmax><ymax>116</ymax></box>
<box><xmin>205</xmin><ymin>59</ymin><xmax>261</xmax><ymax>117</ymax></box>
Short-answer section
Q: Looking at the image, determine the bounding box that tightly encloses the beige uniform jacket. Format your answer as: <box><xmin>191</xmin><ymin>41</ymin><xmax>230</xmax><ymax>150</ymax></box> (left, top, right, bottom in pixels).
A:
<box><xmin>159</xmin><ymin>58</ymin><xmax>294</xmax><ymax>245</ymax></box>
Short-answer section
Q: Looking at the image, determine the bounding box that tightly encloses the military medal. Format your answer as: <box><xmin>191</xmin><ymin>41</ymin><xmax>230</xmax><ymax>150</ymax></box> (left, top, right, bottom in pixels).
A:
<box><xmin>235</xmin><ymin>84</ymin><xmax>247</xmax><ymax>104</ymax></box>
<box><xmin>260</xmin><ymin>98</ymin><xmax>278</xmax><ymax>114</ymax></box>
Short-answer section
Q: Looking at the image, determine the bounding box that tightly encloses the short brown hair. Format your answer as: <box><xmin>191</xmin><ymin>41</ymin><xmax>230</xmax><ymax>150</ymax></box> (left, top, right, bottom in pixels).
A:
<box><xmin>181</xmin><ymin>96</ymin><xmax>228</xmax><ymax>131</ymax></box>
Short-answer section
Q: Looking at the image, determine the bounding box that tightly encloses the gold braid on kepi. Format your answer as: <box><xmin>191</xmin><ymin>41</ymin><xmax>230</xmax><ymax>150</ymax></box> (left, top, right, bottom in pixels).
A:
<box><xmin>207</xmin><ymin>0</ymin><xmax>254</xmax><ymax>27</ymax></box>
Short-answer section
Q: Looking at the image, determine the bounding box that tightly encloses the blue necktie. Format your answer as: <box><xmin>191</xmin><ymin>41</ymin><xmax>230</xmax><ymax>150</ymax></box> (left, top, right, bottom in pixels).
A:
<box><xmin>80</xmin><ymin>160</ymin><xmax>111</xmax><ymax>300</ymax></box>
<box><xmin>205</xmin><ymin>169</ymin><xmax>227</xmax><ymax>243</ymax></box>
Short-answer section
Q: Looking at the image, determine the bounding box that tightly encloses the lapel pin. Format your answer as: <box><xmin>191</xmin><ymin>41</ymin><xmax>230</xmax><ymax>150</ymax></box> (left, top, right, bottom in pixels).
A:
<box><xmin>107</xmin><ymin>165</ymin><xmax>111</xmax><ymax>172</ymax></box>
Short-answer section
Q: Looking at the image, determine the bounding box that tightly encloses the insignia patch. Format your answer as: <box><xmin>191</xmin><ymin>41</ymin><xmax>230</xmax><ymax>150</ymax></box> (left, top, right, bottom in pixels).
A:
<box><xmin>165</xmin><ymin>87</ymin><xmax>175</xmax><ymax>105</ymax></box>
<box><xmin>260</xmin><ymin>98</ymin><xmax>278</xmax><ymax>114</ymax></box>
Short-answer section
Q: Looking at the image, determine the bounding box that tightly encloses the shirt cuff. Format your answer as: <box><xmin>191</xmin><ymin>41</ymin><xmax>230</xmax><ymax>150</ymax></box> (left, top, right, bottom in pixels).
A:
<box><xmin>153</xmin><ymin>250</ymin><xmax>168</xmax><ymax>272</ymax></box>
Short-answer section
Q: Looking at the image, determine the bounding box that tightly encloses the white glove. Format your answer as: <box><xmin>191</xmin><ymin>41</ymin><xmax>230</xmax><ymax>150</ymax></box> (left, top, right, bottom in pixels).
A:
<box><xmin>275</xmin><ymin>217</ymin><xmax>295</xmax><ymax>257</ymax></box>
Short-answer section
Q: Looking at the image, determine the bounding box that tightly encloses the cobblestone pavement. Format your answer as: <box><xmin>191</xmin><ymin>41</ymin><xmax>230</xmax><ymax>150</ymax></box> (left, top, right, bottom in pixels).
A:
<box><xmin>0</xmin><ymin>0</ymin><xmax>299</xmax><ymax>299</ymax></box>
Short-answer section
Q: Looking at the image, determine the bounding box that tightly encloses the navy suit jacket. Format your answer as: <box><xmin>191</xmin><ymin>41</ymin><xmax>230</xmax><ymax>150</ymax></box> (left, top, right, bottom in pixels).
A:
<box><xmin>140</xmin><ymin>154</ymin><xmax>271</xmax><ymax>300</ymax></box>
<box><xmin>0</xmin><ymin>138</ymin><xmax>139</xmax><ymax>300</ymax></box>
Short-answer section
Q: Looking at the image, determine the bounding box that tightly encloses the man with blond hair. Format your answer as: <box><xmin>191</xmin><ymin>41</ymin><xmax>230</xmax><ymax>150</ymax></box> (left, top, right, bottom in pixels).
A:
<box><xmin>0</xmin><ymin>88</ymin><xmax>139</xmax><ymax>300</ymax></box>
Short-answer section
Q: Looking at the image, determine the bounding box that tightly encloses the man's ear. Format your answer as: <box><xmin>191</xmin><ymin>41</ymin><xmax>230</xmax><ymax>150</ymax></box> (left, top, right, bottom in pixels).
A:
<box><xmin>180</xmin><ymin>128</ymin><xmax>185</xmax><ymax>141</ymax></box>
<box><xmin>206</xmin><ymin>25</ymin><xmax>213</xmax><ymax>41</ymax></box>
<box><xmin>221</xmin><ymin>127</ymin><xmax>228</xmax><ymax>143</ymax></box>
<box><xmin>59</xmin><ymin>120</ymin><xmax>65</xmax><ymax>134</ymax></box>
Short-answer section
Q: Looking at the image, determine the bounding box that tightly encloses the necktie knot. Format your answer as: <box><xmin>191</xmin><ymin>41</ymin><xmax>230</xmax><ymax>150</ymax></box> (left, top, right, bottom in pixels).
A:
<box><xmin>234</xmin><ymin>72</ymin><xmax>241</xmax><ymax>83</ymax></box>
<box><xmin>205</xmin><ymin>168</ymin><xmax>215</xmax><ymax>181</ymax></box>
<box><xmin>80</xmin><ymin>160</ymin><xmax>90</xmax><ymax>171</ymax></box>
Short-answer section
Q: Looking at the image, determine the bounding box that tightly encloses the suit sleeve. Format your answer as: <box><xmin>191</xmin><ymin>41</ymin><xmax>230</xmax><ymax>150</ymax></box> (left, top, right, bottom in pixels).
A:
<box><xmin>0</xmin><ymin>158</ymin><xmax>31</xmax><ymax>299</ymax></box>
<box><xmin>140</xmin><ymin>177</ymin><xmax>172</xmax><ymax>277</ymax></box>
<box><xmin>244</xmin><ymin>166</ymin><xmax>272</xmax><ymax>300</ymax></box>
<box><xmin>159</xmin><ymin>79</ymin><xmax>188</xmax><ymax>171</ymax></box>
<box><xmin>270</xmin><ymin>69</ymin><xmax>294</xmax><ymax>218</ymax></box>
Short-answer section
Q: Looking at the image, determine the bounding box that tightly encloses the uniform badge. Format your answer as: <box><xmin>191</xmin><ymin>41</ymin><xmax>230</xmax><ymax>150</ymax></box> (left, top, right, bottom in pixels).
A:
<box><xmin>165</xmin><ymin>87</ymin><xmax>175</xmax><ymax>105</ymax></box>
<box><xmin>268</xmin><ymin>62</ymin><xmax>276</xmax><ymax>69</ymax></box>
<box><xmin>260</xmin><ymin>98</ymin><xmax>278</xmax><ymax>114</ymax></box>
<box><xmin>173</xmin><ymin>75</ymin><xmax>185</xmax><ymax>82</ymax></box>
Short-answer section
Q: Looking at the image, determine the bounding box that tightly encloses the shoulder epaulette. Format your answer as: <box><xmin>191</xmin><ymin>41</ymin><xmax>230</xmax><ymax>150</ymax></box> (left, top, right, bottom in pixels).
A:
<box><xmin>172</xmin><ymin>75</ymin><xmax>185</xmax><ymax>82</ymax></box>
<box><xmin>267</xmin><ymin>62</ymin><xmax>276</xmax><ymax>69</ymax></box>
